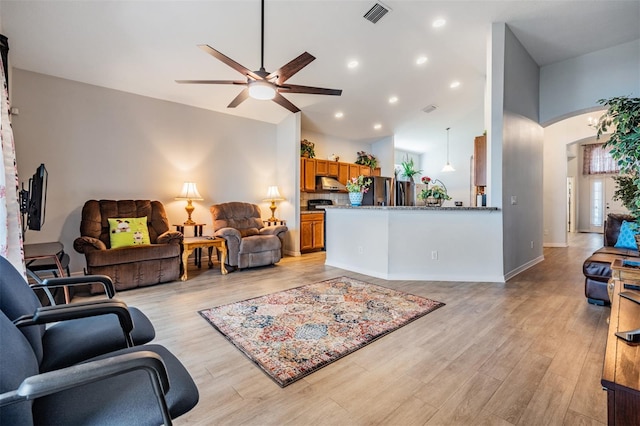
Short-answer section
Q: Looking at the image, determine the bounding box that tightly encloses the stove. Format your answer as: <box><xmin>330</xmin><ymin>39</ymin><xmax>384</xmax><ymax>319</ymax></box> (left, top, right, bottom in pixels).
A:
<box><xmin>307</xmin><ymin>199</ymin><xmax>333</xmax><ymax>210</ymax></box>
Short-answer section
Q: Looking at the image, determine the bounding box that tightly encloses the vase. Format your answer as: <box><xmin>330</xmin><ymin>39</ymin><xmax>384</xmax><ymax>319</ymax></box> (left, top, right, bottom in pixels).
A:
<box><xmin>349</xmin><ymin>192</ymin><xmax>363</xmax><ymax>206</ymax></box>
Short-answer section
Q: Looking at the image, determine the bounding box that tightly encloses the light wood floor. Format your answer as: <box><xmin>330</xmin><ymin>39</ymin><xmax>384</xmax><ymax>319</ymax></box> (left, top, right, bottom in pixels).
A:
<box><xmin>107</xmin><ymin>232</ymin><xmax>609</xmax><ymax>425</ymax></box>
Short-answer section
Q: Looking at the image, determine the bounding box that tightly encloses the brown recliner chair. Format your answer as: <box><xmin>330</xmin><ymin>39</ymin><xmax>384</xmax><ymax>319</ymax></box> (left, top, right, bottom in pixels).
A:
<box><xmin>210</xmin><ymin>202</ymin><xmax>287</xmax><ymax>270</ymax></box>
<box><xmin>74</xmin><ymin>200</ymin><xmax>183</xmax><ymax>292</ymax></box>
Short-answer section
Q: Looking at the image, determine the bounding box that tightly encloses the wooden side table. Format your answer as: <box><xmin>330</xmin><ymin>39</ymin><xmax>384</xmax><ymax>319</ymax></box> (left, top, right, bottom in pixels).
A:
<box><xmin>602</xmin><ymin>258</ymin><xmax>640</xmax><ymax>424</ymax></box>
<box><xmin>181</xmin><ymin>237</ymin><xmax>228</xmax><ymax>281</ymax></box>
<box><xmin>263</xmin><ymin>219</ymin><xmax>286</xmax><ymax>226</ymax></box>
<box><xmin>174</xmin><ymin>223</ymin><xmax>205</xmax><ymax>267</ymax></box>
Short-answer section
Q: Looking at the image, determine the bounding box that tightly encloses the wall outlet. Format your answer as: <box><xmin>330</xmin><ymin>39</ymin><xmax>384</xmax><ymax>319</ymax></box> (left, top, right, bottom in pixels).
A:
<box><xmin>357</xmin><ymin>246</ymin><xmax>364</xmax><ymax>254</ymax></box>
<box><xmin>530</xmin><ymin>241</ymin><xmax>534</xmax><ymax>248</ymax></box>
<box><xmin>431</xmin><ymin>250</ymin><xmax>438</xmax><ymax>260</ymax></box>
<box><xmin>511</xmin><ymin>195</ymin><xmax>517</xmax><ymax>205</ymax></box>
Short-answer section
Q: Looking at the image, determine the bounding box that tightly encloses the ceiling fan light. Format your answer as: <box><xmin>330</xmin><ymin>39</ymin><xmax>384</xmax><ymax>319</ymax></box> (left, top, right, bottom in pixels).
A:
<box><xmin>248</xmin><ymin>81</ymin><xmax>276</xmax><ymax>100</ymax></box>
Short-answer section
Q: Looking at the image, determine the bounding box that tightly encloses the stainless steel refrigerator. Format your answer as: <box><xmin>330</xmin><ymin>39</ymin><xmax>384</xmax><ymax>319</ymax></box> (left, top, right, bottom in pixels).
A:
<box><xmin>362</xmin><ymin>176</ymin><xmax>394</xmax><ymax>206</ymax></box>
<box><xmin>395</xmin><ymin>180</ymin><xmax>415</xmax><ymax>206</ymax></box>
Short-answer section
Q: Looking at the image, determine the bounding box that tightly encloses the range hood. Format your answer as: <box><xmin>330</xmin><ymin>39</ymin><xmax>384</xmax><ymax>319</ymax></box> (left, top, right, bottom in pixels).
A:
<box><xmin>316</xmin><ymin>176</ymin><xmax>346</xmax><ymax>191</ymax></box>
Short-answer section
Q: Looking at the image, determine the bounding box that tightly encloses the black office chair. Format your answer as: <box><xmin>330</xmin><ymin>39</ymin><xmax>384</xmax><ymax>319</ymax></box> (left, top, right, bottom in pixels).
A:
<box><xmin>0</xmin><ymin>310</ymin><xmax>199</xmax><ymax>425</ymax></box>
<box><xmin>0</xmin><ymin>255</ymin><xmax>155</xmax><ymax>372</ymax></box>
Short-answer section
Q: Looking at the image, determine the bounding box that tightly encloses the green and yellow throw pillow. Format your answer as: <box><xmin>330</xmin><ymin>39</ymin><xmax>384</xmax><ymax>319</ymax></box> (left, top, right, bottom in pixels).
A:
<box><xmin>108</xmin><ymin>217</ymin><xmax>151</xmax><ymax>248</ymax></box>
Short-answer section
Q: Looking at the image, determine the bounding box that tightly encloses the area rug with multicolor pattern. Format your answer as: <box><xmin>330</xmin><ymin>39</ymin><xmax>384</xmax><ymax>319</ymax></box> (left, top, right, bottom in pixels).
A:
<box><xmin>198</xmin><ymin>276</ymin><xmax>445</xmax><ymax>387</ymax></box>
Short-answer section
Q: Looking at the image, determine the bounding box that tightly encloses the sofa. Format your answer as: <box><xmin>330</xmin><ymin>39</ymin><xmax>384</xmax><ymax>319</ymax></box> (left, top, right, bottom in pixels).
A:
<box><xmin>210</xmin><ymin>202</ymin><xmax>287</xmax><ymax>270</ymax></box>
<box><xmin>583</xmin><ymin>213</ymin><xmax>639</xmax><ymax>305</ymax></box>
<box><xmin>74</xmin><ymin>200</ymin><xmax>183</xmax><ymax>293</ymax></box>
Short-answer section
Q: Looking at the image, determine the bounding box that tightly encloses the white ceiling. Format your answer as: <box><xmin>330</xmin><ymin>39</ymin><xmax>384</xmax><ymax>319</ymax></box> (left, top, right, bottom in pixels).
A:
<box><xmin>2</xmin><ymin>0</ymin><xmax>639</xmax><ymax>153</ymax></box>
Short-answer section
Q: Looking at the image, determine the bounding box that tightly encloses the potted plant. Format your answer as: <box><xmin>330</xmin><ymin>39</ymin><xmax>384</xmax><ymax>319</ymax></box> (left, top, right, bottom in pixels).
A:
<box><xmin>301</xmin><ymin>139</ymin><xmax>315</xmax><ymax>158</ymax></box>
<box><xmin>418</xmin><ymin>176</ymin><xmax>451</xmax><ymax>206</ymax></box>
<box><xmin>345</xmin><ymin>175</ymin><xmax>372</xmax><ymax>206</ymax></box>
<box><xmin>597</xmin><ymin>96</ymin><xmax>640</xmax><ymax>218</ymax></box>
<box><xmin>596</xmin><ymin>96</ymin><xmax>640</xmax><ymax>247</ymax></box>
<box><xmin>355</xmin><ymin>151</ymin><xmax>377</xmax><ymax>170</ymax></box>
<box><xmin>399</xmin><ymin>156</ymin><xmax>422</xmax><ymax>182</ymax></box>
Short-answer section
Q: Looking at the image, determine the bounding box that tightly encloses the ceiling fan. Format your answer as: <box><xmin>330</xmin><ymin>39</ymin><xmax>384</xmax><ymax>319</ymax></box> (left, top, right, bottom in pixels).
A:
<box><xmin>176</xmin><ymin>0</ymin><xmax>342</xmax><ymax>113</ymax></box>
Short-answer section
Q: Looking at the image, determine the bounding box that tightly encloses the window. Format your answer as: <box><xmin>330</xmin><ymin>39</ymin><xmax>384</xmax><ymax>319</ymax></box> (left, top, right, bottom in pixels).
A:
<box><xmin>591</xmin><ymin>178</ymin><xmax>604</xmax><ymax>228</ymax></box>
<box><xmin>583</xmin><ymin>143</ymin><xmax>620</xmax><ymax>175</ymax></box>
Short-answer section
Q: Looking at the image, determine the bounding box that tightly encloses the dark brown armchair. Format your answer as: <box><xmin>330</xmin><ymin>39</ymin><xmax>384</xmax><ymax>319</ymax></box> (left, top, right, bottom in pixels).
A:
<box><xmin>210</xmin><ymin>202</ymin><xmax>287</xmax><ymax>269</ymax></box>
<box><xmin>73</xmin><ymin>200</ymin><xmax>183</xmax><ymax>292</ymax></box>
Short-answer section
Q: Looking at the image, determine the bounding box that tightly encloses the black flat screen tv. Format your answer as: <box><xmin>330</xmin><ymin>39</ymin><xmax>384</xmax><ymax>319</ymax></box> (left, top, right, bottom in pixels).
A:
<box><xmin>20</xmin><ymin>163</ymin><xmax>47</xmax><ymax>231</ymax></box>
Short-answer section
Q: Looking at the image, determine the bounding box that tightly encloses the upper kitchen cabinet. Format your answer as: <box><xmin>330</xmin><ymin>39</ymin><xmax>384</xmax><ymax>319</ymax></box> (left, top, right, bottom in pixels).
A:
<box><xmin>474</xmin><ymin>135</ymin><xmax>487</xmax><ymax>187</ymax></box>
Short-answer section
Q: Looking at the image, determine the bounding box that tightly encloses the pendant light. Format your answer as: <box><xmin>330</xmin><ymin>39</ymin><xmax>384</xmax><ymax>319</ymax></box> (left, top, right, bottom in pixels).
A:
<box><xmin>442</xmin><ymin>127</ymin><xmax>455</xmax><ymax>172</ymax></box>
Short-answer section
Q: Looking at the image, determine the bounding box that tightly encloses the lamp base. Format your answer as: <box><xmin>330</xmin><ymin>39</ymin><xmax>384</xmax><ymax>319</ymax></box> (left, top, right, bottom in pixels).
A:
<box><xmin>268</xmin><ymin>202</ymin><xmax>279</xmax><ymax>222</ymax></box>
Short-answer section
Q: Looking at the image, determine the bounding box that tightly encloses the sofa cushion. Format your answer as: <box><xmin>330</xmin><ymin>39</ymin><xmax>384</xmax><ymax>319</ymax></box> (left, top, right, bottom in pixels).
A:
<box><xmin>614</xmin><ymin>220</ymin><xmax>640</xmax><ymax>250</ymax></box>
<box><xmin>108</xmin><ymin>217</ymin><xmax>151</xmax><ymax>248</ymax></box>
<box><xmin>85</xmin><ymin>244</ymin><xmax>180</xmax><ymax>268</ymax></box>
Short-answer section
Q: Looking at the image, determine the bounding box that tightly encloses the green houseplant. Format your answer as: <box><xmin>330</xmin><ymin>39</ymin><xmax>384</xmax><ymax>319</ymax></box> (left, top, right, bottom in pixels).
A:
<box><xmin>418</xmin><ymin>176</ymin><xmax>451</xmax><ymax>206</ymax></box>
<box><xmin>355</xmin><ymin>151</ymin><xmax>377</xmax><ymax>169</ymax></box>
<box><xmin>300</xmin><ymin>139</ymin><xmax>315</xmax><ymax>158</ymax></box>
<box><xmin>596</xmin><ymin>96</ymin><xmax>640</xmax><ymax>218</ymax></box>
<box><xmin>345</xmin><ymin>175</ymin><xmax>371</xmax><ymax>206</ymax></box>
<box><xmin>399</xmin><ymin>156</ymin><xmax>422</xmax><ymax>182</ymax></box>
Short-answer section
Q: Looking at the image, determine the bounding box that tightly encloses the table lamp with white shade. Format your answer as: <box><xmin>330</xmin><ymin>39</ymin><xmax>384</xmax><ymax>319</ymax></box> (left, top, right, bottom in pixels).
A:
<box><xmin>175</xmin><ymin>182</ymin><xmax>203</xmax><ymax>225</ymax></box>
<box><xmin>264</xmin><ymin>186</ymin><xmax>284</xmax><ymax>222</ymax></box>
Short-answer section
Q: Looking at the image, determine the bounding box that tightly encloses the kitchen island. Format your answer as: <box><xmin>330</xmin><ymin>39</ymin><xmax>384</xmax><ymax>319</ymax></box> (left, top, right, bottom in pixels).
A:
<box><xmin>324</xmin><ymin>205</ymin><xmax>504</xmax><ymax>282</ymax></box>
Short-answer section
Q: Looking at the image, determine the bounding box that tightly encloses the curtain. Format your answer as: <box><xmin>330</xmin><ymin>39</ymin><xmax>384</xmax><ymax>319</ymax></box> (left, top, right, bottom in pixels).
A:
<box><xmin>583</xmin><ymin>143</ymin><xmax>620</xmax><ymax>175</ymax></box>
<box><xmin>0</xmin><ymin>54</ymin><xmax>25</xmax><ymax>274</ymax></box>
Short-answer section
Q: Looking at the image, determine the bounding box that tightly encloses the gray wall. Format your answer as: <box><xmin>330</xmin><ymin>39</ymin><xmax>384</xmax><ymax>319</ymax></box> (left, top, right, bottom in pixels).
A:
<box><xmin>498</xmin><ymin>24</ymin><xmax>545</xmax><ymax>277</ymax></box>
<box><xmin>12</xmin><ymin>69</ymin><xmax>294</xmax><ymax>272</ymax></box>
<box><xmin>540</xmin><ymin>38</ymin><xmax>640</xmax><ymax>125</ymax></box>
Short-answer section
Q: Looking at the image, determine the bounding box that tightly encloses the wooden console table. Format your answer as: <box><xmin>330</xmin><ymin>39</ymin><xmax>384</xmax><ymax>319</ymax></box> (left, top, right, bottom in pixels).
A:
<box><xmin>181</xmin><ymin>237</ymin><xmax>228</xmax><ymax>281</ymax></box>
<box><xmin>602</xmin><ymin>259</ymin><xmax>640</xmax><ymax>425</ymax></box>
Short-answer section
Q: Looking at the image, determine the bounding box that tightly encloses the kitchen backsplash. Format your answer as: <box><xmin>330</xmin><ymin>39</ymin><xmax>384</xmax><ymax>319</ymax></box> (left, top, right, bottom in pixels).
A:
<box><xmin>300</xmin><ymin>192</ymin><xmax>350</xmax><ymax>208</ymax></box>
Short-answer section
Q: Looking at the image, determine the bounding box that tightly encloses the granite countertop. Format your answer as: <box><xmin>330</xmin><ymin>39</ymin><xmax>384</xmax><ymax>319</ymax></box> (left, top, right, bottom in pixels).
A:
<box><xmin>323</xmin><ymin>205</ymin><xmax>499</xmax><ymax>211</ymax></box>
<box><xmin>300</xmin><ymin>208</ymin><xmax>326</xmax><ymax>214</ymax></box>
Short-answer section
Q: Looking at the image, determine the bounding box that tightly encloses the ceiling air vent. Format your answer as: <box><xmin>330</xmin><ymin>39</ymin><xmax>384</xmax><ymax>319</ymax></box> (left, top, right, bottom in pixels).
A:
<box><xmin>364</xmin><ymin>2</ymin><xmax>391</xmax><ymax>24</ymax></box>
<box><xmin>422</xmin><ymin>104</ymin><xmax>438</xmax><ymax>114</ymax></box>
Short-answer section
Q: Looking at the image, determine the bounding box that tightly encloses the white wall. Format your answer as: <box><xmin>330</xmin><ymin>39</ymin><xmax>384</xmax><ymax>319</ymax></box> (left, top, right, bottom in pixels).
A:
<box><xmin>540</xmin><ymin>39</ymin><xmax>640</xmax><ymax>125</ymax></box>
<box><xmin>540</xmin><ymin>40</ymin><xmax>640</xmax><ymax>246</ymax></box>
<box><xmin>12</xmin><ymin>69</ymin><xmax>283</xmax><ymax>273</ymax></box>
<box><xmin>276</xmin><ymin>113</ymin><xmax>300</xmax><ymax>255</ymax></box>
<box><xmin>300</xmin><ymin>129</ymin><xmax>373</xmax><ymax>166</ymax></box>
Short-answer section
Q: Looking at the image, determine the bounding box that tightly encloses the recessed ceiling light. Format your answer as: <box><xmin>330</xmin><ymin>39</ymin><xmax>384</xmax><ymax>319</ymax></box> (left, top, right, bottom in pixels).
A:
<box><xmin>388</xmin><ymin>96</ymin><xmax>398</xmax><ymax>104</ymax></box>
<box><xmin>335</xmin><ymin>112</ymin><xmax>344</xmax><ymax>118</ymax></box>
<box><xmin>374</xmin><ymin>123</ymin><xmax>382</xmax><ymax>130</ymax></box>
<box><xmin>347</xmin><ymin>60</ymin><xmax>359</xmax><ymax>69</ymax></box>
<box><xmin>416</xmin><ymin>56</ymin><xmax>428</xmax><ymax>65</ymax></box>
<box><xmin>432</xmin><ymin>18</ymin><xmax>446</xmax><ymax>28</ymax></box>
<box><xmin>450</xmin><ymin>81</ymin><xmax>461</xmax><ymax>89</ymax></box>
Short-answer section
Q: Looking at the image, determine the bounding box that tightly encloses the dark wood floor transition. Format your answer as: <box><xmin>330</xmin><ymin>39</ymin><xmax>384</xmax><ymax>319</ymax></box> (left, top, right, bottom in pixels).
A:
<box><xmin>103</xmin><ymin>232</ymin><xmax>607</xmax><ymax>425</ymax></box>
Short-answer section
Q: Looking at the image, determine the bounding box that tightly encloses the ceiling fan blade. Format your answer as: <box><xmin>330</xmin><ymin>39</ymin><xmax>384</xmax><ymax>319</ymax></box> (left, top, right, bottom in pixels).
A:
<box><xmin>278</xmin><ymin>84</ymin><xmax>342</xmax><ymax>96</ymax></box>
<box><xmin>227</xmin><ymin>88</ymin><xmax>250</xmax><ymax>108</ymax></box>
<box><xmin>272</xmin><ymin>93</ymin><xmax>301</xmax><ymax>113</ymax></box>
<box><xmin>266</xmin><ymin>52</ymin><xmax>316</xmax><ymax>84</ymax></box>
<box><xmin>198</xmin><ymin>44</ymin><xmax>263</xmax><ymax>81</ymax></box>
<box><xmin>175</xmin><ymin>80</ymin><xmax>247</xmax><ymax>85</ymax></box>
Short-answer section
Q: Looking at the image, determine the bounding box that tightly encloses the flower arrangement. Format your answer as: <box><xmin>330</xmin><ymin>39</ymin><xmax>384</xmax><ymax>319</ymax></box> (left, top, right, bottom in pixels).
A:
<box><xmin>355</xmin><ymin>151</ymin><xmax>378</xmax><ymax>169</ymax></box>
<box><xmin>301</xmin><ymin>139</ymin><xmax>315</xmax><ymax>158</ymax></box>
<box><xmin>346</xmin><ymin>175</ymin><xmax>372</xmax><ymax>193</ymax></box>
<box><xmin>418</xmin><ymin>176</ymin><xmax>451</xmax><ymax>205</ymax></box>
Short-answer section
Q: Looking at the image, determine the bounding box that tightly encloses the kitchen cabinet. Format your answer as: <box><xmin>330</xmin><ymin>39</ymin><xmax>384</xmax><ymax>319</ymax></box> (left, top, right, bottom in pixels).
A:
<box><xmin>303</xmin><ymin>158</ymin><xmax>316</xmax><ymax>192</ymax></box>
<box><xmin>315</xmin><ymin>159</ymin><xmax>328</xmax><ymax>176</ymax></box>
<box><xmin>474</xmin><ymin>135</ymin><xmax>487</xmax><ymax>186</ymax></box>
<box><xmin>300</xmin><ymin>213</ymin><xmax>324</xmax><ymax>252</ymax></box>
<box><xmin>348</xmin><ymin>164</ymin><xmax>361</xmax><ymax>181</ymax></box>
<box><xmin>327</xmin><ymin>162</ymin><xmax>339</xmax><ymax>177</ymax></box>
<box><xmin>338</xmin><ymin>162</ymin><xmax>350</xmax><ymax>185</ymax></box>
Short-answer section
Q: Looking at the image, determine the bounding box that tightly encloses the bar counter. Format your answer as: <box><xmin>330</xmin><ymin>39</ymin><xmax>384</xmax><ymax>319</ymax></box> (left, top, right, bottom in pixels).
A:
<box><xmin>323</xmin><ymin>205</ymin><xmax>504</xmax><ymax>283</ymax></box>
